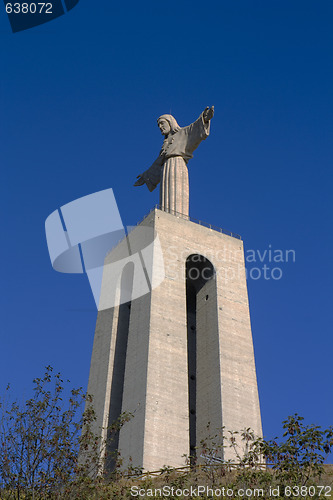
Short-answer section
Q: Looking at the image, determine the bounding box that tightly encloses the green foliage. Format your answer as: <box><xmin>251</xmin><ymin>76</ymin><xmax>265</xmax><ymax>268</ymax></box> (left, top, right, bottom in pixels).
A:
<box><xmin>0</xmin><ymin>367</ymin><xmax>134</xmax><ymax>499</ymax></box>
<box><xmin>183</xmin><ymin>416</ymin><xmax>333</xmax><ymax>499</ymax></box>
<box><xmin>0</xmin><ymin>368</ymin><xmax>332</xmax><ymax>499</ymax></box>
<box><xmin>0</xmin><ymin>366</ymin><xmax>89</xmax><ymax>498</ymax></box>
<box><xmin>0</xmin><ymin>366</ymin><xmax>115</xmax><ymax>499</ymax></box>
<box><xmin>259</xmin><ymin>414</ymin><xmax>333</xmax><ymax>486</ymax></box>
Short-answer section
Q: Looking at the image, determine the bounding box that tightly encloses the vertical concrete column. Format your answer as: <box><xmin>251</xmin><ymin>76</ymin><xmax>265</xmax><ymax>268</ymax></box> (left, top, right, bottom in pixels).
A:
<box><xmin>86</xmin><ymin>209</ymin><xmax>262</xmax><ymax>471</ymax></box>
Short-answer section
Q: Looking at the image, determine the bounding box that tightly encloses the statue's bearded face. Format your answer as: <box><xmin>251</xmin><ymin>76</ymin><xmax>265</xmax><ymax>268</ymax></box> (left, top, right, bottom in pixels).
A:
<box><xmin>158</xmin><ymin>119</ymin><xmax>171</xmax><ymax>136</ymax></box>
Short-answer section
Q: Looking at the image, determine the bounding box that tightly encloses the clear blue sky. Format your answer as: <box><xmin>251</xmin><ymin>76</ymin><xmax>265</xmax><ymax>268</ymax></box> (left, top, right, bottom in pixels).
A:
<box><xmin>1</xmin><ymin>0</ymin><xmax>332</xmax><ymax>447</ymax></box>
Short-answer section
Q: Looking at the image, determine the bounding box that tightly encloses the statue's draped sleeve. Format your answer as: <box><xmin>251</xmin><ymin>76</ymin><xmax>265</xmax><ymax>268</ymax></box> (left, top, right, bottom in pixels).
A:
<box><xmin>140</xmin><ymin>112</ymin><xmax>210</xmax><ymax>192</ymax></box>
<box><xmin>140</xmin><ymin>156</ymin><xmax>164</xmax><ymax>192</ymax></box>
<box><xmin>177</xmin><ymin>112</ymin><xmax>210</xmax><ymax>160</ymax></box>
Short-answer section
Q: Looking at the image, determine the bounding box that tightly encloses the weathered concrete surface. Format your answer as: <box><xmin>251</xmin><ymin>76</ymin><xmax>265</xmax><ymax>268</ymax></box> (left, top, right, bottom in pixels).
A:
<box><xmin>86</xmin><ymin>209</ymin><xmax>262</xmax><ymax>471</ymax></box>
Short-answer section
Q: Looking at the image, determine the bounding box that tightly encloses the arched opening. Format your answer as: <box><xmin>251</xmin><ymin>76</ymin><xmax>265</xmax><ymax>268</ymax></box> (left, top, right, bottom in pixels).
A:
<box><xmin>106</xmin><ymin>262</ymin><xmax>134</xmax><ymax>471</ymax></box>
<box><xmin>186</xmin><ymin>254</ymin><xmax>221</xmax><ymax>464</ymax></box>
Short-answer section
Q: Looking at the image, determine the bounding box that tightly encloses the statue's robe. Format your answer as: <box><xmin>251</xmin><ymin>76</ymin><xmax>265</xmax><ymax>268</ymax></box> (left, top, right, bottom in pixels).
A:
<box><xmin>140</xmin><ymin>113</ymin><xmax>210</xmax><ymax>217</ymax></box>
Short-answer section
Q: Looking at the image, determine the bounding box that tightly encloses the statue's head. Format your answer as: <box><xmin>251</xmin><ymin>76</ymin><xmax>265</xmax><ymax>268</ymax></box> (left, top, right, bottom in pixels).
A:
<box><xmin>157</xmin><ymin>114</ymin><xmax>181</xmax><ymax>136</ymax></box>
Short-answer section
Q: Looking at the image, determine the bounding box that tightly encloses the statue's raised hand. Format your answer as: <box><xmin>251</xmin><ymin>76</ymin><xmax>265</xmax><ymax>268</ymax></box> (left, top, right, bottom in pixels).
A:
<box><xmin>134</xmin><ymin>175</ymin><xmax>145</xmax><ymax>187</ymax></box>
<box><xmin>203</xmin><ymin>106</ymin><xmax>214</xmax><ymax>123</ymax></box>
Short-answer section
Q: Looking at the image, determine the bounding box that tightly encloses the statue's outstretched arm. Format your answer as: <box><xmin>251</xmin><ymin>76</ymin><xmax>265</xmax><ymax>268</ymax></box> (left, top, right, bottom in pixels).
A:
<box><xmin>203</xmin><ymin>106</ymin><xmax>214</xmax><ymax>123</ymax></box>
<box><xmin>134</xmin><ymin>175</ymin><xmax>145</xmax><ymax>186</ymax></box>
<box><xmin>134</xmin><ymin>156</ymin><xmax>164</xmax><ymax>192</ymax></box>
<box><xmin>181</xmin><ymin>106</ymin><xmax>214</xmax><ymax>154</ymax></box>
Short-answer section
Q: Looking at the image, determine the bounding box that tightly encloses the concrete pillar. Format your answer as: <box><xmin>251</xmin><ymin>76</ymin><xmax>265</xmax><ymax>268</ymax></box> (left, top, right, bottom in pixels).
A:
<box><xmin>86</xmin><ymin>209</ymin><xmax>262</xmax><ymax>471</ymax></box>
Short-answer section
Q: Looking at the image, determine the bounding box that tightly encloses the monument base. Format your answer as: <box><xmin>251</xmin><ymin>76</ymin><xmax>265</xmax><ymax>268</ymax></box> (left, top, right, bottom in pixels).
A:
<box><xmin>86</xmin><ymin>208</ymin><xmax>262</xmax><ymax>471</ymax></box>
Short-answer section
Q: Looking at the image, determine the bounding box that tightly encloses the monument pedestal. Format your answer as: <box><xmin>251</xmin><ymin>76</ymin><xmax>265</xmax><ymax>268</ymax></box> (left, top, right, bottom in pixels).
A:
<box><xmin>86</xmin><ymin>208</ymin><xmax>262</xmax><ymax>471</ymax></box>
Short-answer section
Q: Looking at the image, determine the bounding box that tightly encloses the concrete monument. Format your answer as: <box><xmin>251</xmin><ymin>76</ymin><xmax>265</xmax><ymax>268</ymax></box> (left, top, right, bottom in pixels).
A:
<box><xmin>134</xmin><ymin>107</ymin><xmax>214</xmax><ymax>217</ymax></box>
<box><xmin>86</xmin><ymin>107</ymin><xmax>262</xmax><ymax>472</ymax></box>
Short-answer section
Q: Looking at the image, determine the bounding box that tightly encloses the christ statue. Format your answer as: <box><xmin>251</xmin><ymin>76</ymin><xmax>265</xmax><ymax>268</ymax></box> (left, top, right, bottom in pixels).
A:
<box><xmin>134</xmin><ymin>106</ymin><xmax>214</xmax><ymax>218</ymax></box>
